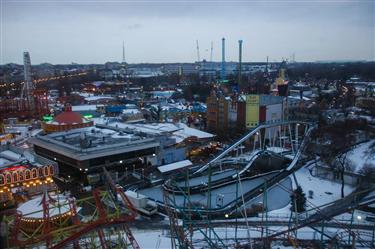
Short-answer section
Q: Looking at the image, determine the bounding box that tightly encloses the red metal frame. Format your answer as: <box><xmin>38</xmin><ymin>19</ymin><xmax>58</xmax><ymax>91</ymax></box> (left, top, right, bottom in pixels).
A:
<box><xmin>6</xmin><ymin>187</ymin><xmax>140</xmax><ymax>249</ymax></box>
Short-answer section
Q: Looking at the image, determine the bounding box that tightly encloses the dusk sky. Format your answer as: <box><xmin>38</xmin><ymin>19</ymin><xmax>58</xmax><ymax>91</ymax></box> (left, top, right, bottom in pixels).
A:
<box><xmin>1</xmin><ymin>0</ymin><xmax>374</xmax><ymax>64</ymax></box>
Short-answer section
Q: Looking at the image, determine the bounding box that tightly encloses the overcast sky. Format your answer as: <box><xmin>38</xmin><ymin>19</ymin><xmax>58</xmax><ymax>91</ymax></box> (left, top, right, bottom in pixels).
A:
<box><xmin>1</xmin><ymin>0</ymin><xmax>374</xmax><ymax>64</ymax></box>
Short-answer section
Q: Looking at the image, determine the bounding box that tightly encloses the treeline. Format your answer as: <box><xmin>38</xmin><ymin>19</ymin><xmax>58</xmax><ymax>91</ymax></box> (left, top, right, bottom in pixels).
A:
<box><xmin>287</xmin><ymin>62</ymin><xmax>375</xmax><ymax>81</ymax></box>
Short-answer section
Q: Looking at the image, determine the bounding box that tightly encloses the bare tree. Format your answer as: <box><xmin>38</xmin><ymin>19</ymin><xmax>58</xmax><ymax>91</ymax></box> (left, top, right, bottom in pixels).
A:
<box><xmin>335</xmin><ymin>153</ymin><xmax>354</xmax><ymax>198</ymax></box>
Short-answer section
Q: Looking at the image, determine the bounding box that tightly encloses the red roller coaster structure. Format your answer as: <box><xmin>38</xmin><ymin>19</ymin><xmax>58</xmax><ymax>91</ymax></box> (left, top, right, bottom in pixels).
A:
<box><xmin>3</xmin><ymin>186</ymin><xmax>140</xmax><ymax>249</ymax></box>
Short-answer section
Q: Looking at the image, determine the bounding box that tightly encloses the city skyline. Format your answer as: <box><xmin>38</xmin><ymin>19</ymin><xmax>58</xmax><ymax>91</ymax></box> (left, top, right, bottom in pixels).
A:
<box><xmin>1</xmin><ymin>0</ymin><xmax>374</xmax><ymax>64</ymax></box>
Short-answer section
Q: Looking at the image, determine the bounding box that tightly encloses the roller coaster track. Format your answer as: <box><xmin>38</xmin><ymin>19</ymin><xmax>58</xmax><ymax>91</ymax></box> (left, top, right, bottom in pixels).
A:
<box><xmin>266</xmin><ymin>186</ymin><xmax>375</xmax><ymax>247</ymax></box>
<box><xmin>163</xmin><ymin>122</ymin><xmax>316</xmax><ymax>216</ymax></box>
<box><xmin>195</xmin><ymin>121</ymin><xmax>312</xmax><ymax>174</ymax></box>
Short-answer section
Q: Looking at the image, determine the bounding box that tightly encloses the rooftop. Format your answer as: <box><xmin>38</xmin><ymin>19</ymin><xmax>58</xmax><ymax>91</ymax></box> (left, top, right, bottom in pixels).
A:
<box><xmin>0</xmin><ymin>144</ymin><xmax>56</xmax><ymax>170</ymax></box>
<box><xmin>93</xmin><ymin>119</ymin><xmax>214</xmax><ymax>143</ymax></box>
<box><xmin>30</xmin><ymin>126</ymin><xmax>159</xmax><ymax>161</ymax></box>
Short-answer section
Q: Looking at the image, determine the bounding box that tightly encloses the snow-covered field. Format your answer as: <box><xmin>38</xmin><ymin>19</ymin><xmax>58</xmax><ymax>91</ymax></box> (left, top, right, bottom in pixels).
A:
<box><xmin>132</xmin><ymin>229</ymin><xmax>172</xmax><ymax>249</ymax></box>
<box><xmin>347</xmin><ymin>140</ymin><xmax>375</xmax><ymax>173</ymax></box>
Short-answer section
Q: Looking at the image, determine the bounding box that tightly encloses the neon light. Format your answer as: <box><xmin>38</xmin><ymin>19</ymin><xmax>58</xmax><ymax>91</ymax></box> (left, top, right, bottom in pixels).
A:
<box><xmin>43</xmin><ymin>115</ymin><xmax>53</xmax><ymax>121</ymax></box>
<box><xmin>83</xmin><ymin>114</ymin><xmax>93</xmax><ymax>119</ymax></box>
<box><xmin>0</xmin><ymin>165</ymin><xmax>27</xmax><ymax>172</ymax></box>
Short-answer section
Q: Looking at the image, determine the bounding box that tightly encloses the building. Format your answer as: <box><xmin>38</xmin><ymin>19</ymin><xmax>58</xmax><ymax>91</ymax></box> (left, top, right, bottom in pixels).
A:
<box><xmin>93</xmin><ymin>121</ymin><xmax>214</xmax><ymax>165</ymax></box>
<box><xmin>0</xmin><ymin>144</ymin><xmax>58</xmax><ymax>208</ymax></box>
<box><xmin>208</xmin><ymin>93</ymin><xmax>285</xmax><ymax>133</ymax></box>
<box><xmin>41</xmin><ymin>104</ymin><xmax>94</xmax><ymax>133</ymax></box>
<box><xmin>228</xmin><ymin>97</ymin><xmax>238</xmax><ymax>129</ymax></box>
<box><xmin>218</xmin><ymin>97</ymin><xmax>230</xmax><ymax>131</ymax></box>
<box><xmin>242</xmin><ymin>94</ymin><xmax>285</xmax><ymax>129</ymax></box>
<box><xmin>30</xmin><ymin>126</ymin><xmax>159</xmax><ymax>185</ymax></box>
<box><xmin>206</xmin><ymin>93</ymin><xmax>219</xmax><ymax>132</ymax></box>
<box><xmin>206</xmin><ymin>93</ymin><xmax>230</xmax><ymax>133</ymax></box>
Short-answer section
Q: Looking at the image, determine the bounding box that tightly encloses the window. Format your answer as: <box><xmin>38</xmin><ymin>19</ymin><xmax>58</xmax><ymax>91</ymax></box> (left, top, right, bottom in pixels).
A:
<box><xmin>6</xmin><ymin>173</ymin><xmax>11</xmax><ymax>184</ymax></box>
<box><xmin>19</xmin><ymin>172</ymin><xmax>24</xmax><ymax>181</ymax></box>
<box><xmin>49</xmin><ymin>165</ymin><xmax>54</xmax><ymax>175</ymax></box>
<box><xmin>44</xmin><ymin>166</ymin><xmax>49</xmax><ymax>176</ymax></box>
<box><xmin>32</xmin><ymin>168</ymin><xmax>38</xmax><ymax>178</ymax></box>
<box><xmin>25</xmin><ymin>170</ymin><xmax>31</xmax><ymax>180</ymax></box>
<box><xmin>12</xmin><ymin>173</ymin><xmax>18</xmax><ymax>183</ymax></box>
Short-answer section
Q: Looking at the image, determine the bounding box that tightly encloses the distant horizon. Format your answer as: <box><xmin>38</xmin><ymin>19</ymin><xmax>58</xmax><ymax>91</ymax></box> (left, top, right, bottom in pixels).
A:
<box><xmin>1</xmin><ymin>58</ymin><xmax>374</xmax><ymax>67</ymax></box>
<box><xmin>1</xmin><ymin>1</ymin><xmax>374</xmax><ymax>64</ymax></box>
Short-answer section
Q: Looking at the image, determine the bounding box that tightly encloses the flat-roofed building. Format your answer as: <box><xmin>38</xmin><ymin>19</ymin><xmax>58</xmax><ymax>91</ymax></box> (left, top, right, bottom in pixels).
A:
<box><xmin>30</xmin><ymin>126</ymin><xmax>159</xmax><ymax>185</ymax></box>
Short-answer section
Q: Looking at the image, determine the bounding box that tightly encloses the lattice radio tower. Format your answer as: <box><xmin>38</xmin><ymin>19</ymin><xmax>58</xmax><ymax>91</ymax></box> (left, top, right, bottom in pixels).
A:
<box><xmin>21</xmin><ymin>52</ymin><xmax>35</xmax><ymax>110</ymax></box>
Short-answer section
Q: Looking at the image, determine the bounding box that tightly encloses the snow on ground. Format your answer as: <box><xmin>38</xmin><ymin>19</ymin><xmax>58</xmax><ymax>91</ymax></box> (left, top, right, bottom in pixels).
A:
<box><xmin>346</xmin><ymin>140</ymin><xmax>375</xmax><ymax>173</ymax></box>
<box><xmin>190</xmin><ymin>226</ymin><xmax>373</xmax><ymax>247</ymax></box>
<box><xmin>266</xmin><ymin>163</ymin><xmax>355</xmax><ymax>219</ymax></box>
<box><xmin>132</xmin><ymin>229</ymin><xmax>172</xmax><ymax>249</ymax></box>
<box><xmin>294</xmin><ymin>166</ymin><xmax>355</xmax><ymax>209</ymax></box>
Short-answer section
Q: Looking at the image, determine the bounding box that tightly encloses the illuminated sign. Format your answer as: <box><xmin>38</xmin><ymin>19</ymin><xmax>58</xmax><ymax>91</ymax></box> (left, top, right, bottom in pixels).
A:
<box><xmin>42</xmin><ymin>115</ymin><xmax>53</xmax><ymax>121</ymax></box>
<box><xmin>245</xmin><ymin>94</ymin><xmax>260</xmax><ymax>128</ymax></box>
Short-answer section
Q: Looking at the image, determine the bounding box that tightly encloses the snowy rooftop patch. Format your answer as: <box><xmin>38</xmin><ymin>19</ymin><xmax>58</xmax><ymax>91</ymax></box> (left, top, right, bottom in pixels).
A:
<box><xmin>0</xmin><ymin>150</ymin><xmax>23</xmax><ymax>161</ymax></box>
<box><xmin>72</xmin><ymin>105</ymin><xmax>98</xmax><ymax>112</ymax></box>
<box><xmin>17</xmin><ymin>194</ymin><xmax>72</xmax><ymax>218</ymax></box>
<box><xmin>157</xmin><ymin>159</ymin><xmax>192</xmax><ymax>173</ymax></box>
<box><xmin>174</xmin><ymin>123</ymin><xmax>214</xmax><ymax>140</ymax></box>
<box><xmin>122</xmin><ymin>109</ymin><xmax>141</xmax><ymax>115</ymax></box>
<box><xmin>93</xmin><ymin>120</ymin><xmax>214</xmax><ymax>142</ymax></box>
<box><xmin>85</xmin><ymin>95</ymin><xmax>114</xmax><ymax>101</ymax></box>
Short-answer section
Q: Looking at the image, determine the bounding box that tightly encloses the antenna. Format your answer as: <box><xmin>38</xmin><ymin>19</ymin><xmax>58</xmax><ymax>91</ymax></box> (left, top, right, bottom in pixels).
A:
<box><xmin>196</xmin><ymin>40</ymin><xmax>200</xmax><ymax>62</ymax></box>
<box><xmin>210</xmin><ymin>41</ymin><xmax>213</xmax><ymax>62</ymax></box>
<box><xmin>122</xmin><ymin>41</ymin><xmax>126</xmax><ymax>63</ymax></box>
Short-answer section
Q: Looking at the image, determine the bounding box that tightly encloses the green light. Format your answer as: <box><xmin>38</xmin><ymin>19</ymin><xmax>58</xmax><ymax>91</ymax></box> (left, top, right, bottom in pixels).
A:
<box><xmin>42</xmin><ymin>115</ymin><xmax>53</xmax><ymax>121</ymax></box>
<box><xmin>83</xmin><ymin>114</ymin><xmax>93</xmax><ymax>119</ymax></box>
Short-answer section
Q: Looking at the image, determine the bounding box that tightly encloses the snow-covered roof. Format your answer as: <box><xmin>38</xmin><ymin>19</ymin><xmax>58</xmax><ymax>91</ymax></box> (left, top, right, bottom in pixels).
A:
<box><xmin>288</xmin><ymin>96</ymin><xmax>311</xmax><ymax>101</ymax></box>
<box><xmin>94</xmin><ymin>119</ymin><xmax>214</xmax><ymax>142</ymax></box>
<box><xmin>0</xmin><ymin>158</ymin><xmax>11</xmax><ymax>166</ymax></box>
<box><xmin>0</xmin><ymin>150</ymin><xmax>22</xmax><ymax>161</ymax></box>
<box><xmin>85</xmin><ymin>95</ymin><xmax>114</xmax><ymax>101</ymax></box>
<box><xmin>157</xmin><ymin>159</ymin><xmax>193</xmax><ymax>173</ymax></box>
<box><xmin>17</xmin><ymin>194</ymin><xmax>72</xmax><ymax>218</ymax></box>
<box><xmin>72</xmin><ymin>105</ymin><xmax>98</xmax><ymax>111</ymax></box>
<box><xmin>173</xmin><ymin>123</ymin><xmax>214</xmax><ymax>141</ymax></box>
<box><xmin>151</xmin><ymin>90</ymin><xmax>175</xmax><ymax>99</ymax></box>
<box><xmin>122</xmin><ymin>109</ymin><xmax>141</xmax><ymax>115</ymax></box>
